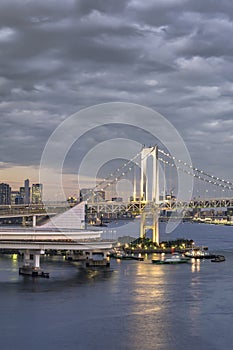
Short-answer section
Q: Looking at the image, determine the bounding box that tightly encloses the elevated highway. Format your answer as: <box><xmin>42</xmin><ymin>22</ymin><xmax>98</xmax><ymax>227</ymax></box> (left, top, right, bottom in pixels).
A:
<box><xmin>0</xmin><ymin>203</ymin><xmax>115</xmax><ymax>275</ymax></box>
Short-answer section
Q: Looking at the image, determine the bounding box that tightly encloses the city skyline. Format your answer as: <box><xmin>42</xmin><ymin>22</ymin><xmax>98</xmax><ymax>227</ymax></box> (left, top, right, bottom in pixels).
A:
<box><xmin>0</xmin><ymin>1</ymin><xmax>233</xmax><ymax>198</ymax></box>
<box><xmin>0</xmin><ymin>179</ymin><xmax>43</xmax><ymax>205</ymax></box>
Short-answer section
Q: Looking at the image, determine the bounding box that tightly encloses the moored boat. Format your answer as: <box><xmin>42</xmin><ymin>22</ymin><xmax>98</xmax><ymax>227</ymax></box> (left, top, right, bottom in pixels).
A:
<box><xmin>152</xmin><ymin>253</ymin><xmax>190</xmax><ymax>265</ymax></box>
<box><xmin>184</xmin><ymin>249</ymin><xmax>215</xmax><ymax>259</ymax></box>
<box><xmin>112</xmin><ymin>251</ymin><xmax>144</xmax><ymax>260</ymax></box>
<box><xmin>211</xmin><ymin>255</ymin><xmax>225</xmax><ymax>262</ymax></box>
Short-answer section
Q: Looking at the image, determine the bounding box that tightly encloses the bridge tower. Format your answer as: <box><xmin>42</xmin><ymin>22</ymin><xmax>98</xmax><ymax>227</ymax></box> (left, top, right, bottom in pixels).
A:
<box><xmin>140</xmin><ymin>146</ymin><xmax>159</xmax><ymax>244</ymax></box>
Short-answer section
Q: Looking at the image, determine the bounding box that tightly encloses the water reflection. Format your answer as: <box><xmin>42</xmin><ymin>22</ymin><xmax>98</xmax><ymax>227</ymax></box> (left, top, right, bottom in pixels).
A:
<box><xmin>191</xmin><ymin>258</ymin><xmax>201</xmax><ymax>273</ymax></box>
<box><xmin>0</xmin><ymin>254</ymin><xmax>114</xmax><ymax>292</ymax></box>
<box><xmin>129</xmin><ymin>261</ymin><xmax>165</xmax><ymax>312</ymax></box>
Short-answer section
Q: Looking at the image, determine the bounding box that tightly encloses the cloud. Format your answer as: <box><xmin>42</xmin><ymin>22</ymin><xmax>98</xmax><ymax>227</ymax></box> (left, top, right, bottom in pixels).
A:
<box><xmin>0</xmin><ymin>0</ymin><xmax>233</xmax><ymax>192</ymax></box>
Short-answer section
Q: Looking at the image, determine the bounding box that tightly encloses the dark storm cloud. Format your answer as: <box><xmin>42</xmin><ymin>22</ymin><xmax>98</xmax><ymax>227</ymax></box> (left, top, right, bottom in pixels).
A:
<box><xmin>0</xmin><ymin>0</ymin><xmax>233</xmax><ymax>182</ymax></box>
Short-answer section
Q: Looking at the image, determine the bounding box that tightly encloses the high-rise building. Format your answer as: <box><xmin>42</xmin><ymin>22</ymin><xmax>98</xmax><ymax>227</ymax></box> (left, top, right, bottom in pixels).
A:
<box><xmin>19</xmin><ymin>186</ymin><xmax>25</xmax><ymax>201</ymax></box>
<box><xmin>11</xmin><ymin>190</ymin><xmax>24</xmax><ymax>204</ymax></box>
<box><xmin>24</xmin><ymin>179</ymin><xmax>30</xmax><ymax>204</ymax></box>
<box><xmin>11</xmin><ymin>191</ymin><xmax>20</xmax><ymax>205</ymax></box>
<box><xmin>0</xmin><ymin>183</ymin><xmax>11</xmax><ymax>205</ymax></box>
<box><xmin>32</xmin><ymin>183</ymin><xmax>43</xmax><ymax>204</ymax></box>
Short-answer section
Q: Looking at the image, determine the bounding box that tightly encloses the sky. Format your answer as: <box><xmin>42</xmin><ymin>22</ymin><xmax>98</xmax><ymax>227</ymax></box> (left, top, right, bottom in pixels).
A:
<box><xmin>0</xmin><ymin>0</ymin><xmax>233</xmax><ymax>199</ymax></box>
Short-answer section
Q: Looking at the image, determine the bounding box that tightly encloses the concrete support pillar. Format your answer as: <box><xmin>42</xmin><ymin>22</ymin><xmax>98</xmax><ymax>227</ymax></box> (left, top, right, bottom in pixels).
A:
<box><xmin>22</xmin><ymin>217</ymin><xmax>26</xmax><ymax>226</ymax></box>
<box><xmin>140</xmin><ymin>146</ymin><xmax>160</xmax><ymax>244</ymax></box>
<box><xmin>133</xmin><ymin>168</ymin><xmax>137</xmax><ymax>201</ymax></box>
<box><xmin>140</xmin><ymin>212</ymin><xmax>146</xmax><ymax>239</ymax></box>
<box><xmin>33</xmin><ymin>254</ymin><xmax>40</xmax><ymax>269</ymax></box>
<box><xmin>19</xmin><ymin>250</ymin><xmax>48</xmax><ymax>277</ymax></box>
<box><xmin>32</xmin><ymin>215</ymin><xmax>37</xmax><ymax>227</ymax></box>
<box><xmin>140</xmin><ymin>146</ymin><xmax>159</xmax><ymax>202</ymax></box>
<box><xmin>152</xmin><ymin>209</ymin><xmax>159</xmax><ymax>244</ymax></box>
<box><xmin>140</xmin><ymin>210</ymin><xmax>159</xmax><ymax>244</ymax></box>
<box><xmin>24</xmin><ymin>251</ymin><xmax>30</xmax><ymax>266</ymax></box>
<box><xmin>140</xmin><ymin>148</ymin><xmax>149</xmax><ymax>201</ymax></box>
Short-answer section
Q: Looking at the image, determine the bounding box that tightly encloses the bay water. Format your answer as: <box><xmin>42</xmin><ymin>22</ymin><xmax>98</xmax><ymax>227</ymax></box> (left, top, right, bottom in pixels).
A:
<box><xmin>0</xmin><ymin>221</ymin><xmax>233</xmax><ymax>350</ymax></box>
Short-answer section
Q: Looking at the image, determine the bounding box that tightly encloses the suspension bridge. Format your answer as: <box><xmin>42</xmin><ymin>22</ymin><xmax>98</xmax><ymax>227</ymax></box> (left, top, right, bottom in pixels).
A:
<box><xmin>1</xmin><ymin>145</ymin><xmax>233</xmax><ymax>245</ymax></box>
<box><xmin>78</xmin><ymin>145</ymin><xmax>233</xmax><ymax>244</ymax></box>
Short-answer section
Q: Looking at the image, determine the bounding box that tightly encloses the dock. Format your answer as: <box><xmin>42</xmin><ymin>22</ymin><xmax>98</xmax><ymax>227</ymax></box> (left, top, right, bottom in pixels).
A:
<box><xmin>19</xmin><ymin>266</ymin><xmax>49</xmax><ymax>278</ymax></box>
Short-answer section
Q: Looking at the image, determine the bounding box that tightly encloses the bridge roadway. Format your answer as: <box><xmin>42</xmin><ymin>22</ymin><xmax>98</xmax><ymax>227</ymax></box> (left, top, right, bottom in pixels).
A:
<box><xmin>86</xmin><ymin>198</ymin><xmax>233</xmax><ymax>215</ymax></box>
<box><xmin>0</xmin><ymin>239</ymin><xmax>113</xmax><ymax>251</ymax></box>
<box><xmin>1</xmin><ymin>197</ymin><xmax>233</xmax><ymax>220</ymax></box>
<box><xmin>0</xmin><ymin>227</ymin><xmax>113</xmax><ymax>250</ymax></box>
<box><xmin>0</xmin><ymin>213</ymin><xmax>56</xmax><ymax>219</ymax></box>
<box><xmin>0</xmin><ymin>226</ymin><xmax>114</xmax><ymax>275</ymax></box>
<box><xmin>0</xmin><ymin>203</ymin><xmax>62</xmax><ymax>219</ymax></box>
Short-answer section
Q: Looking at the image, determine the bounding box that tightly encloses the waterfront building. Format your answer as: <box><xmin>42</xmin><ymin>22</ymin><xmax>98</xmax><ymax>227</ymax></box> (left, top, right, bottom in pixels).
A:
<box><xmin>19</xmin><ymin>186</ymin><xmax>25</xmax><ymax>202</ymax></box>
<box><xmin>11</xmin><ymin>191</ymin><xmax>21</xmax><ymax>205</ymax></box>
<box><xmin>24</xmin><ymin>179</ymin><xmax>30</xmax><ymax>204</ymax></box>
<box><xmin>32</xmin><ymin>183</ymin><xmax>43</xmax><ymax>204</ymax></box>
<box><xmin>0</xmin><ymin>183</ymin><xmax>11</xmax><ymax>205</ymax></box>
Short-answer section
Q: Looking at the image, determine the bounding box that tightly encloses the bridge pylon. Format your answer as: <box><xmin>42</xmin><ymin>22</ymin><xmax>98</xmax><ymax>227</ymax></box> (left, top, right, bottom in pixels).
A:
<box><xmin>139</xmin><ymin>146</ymin><xmax>159</xmax><ymax>244</ymax></box>
<box><xmin>140</xmin><ymin>203</ymin><xmax>159</xmax><ymax>244</ymax></box>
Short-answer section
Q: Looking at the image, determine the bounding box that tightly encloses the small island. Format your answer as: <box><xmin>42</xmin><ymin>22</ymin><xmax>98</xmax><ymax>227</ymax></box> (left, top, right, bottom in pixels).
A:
<box><xmin>122</xmin><ymin>237</ymin><xmax>195</xmax><ymax>254</ymax></box>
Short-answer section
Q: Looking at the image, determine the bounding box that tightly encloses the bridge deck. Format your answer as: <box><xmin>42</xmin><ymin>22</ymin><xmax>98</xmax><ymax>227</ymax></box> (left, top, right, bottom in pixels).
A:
<box><xmin>0</xmin><ymin>240</ymin><xmax>114</xmax><ymax>251</ymax></box>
